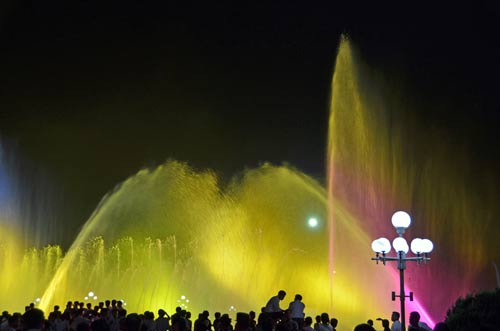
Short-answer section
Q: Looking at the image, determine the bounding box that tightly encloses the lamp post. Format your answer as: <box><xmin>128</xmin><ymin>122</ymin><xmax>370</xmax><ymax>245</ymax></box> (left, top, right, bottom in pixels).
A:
<box><xmin>371</xmin><ymin>211</ymin><xmax>433</xmax><ymax>331</ymax></box>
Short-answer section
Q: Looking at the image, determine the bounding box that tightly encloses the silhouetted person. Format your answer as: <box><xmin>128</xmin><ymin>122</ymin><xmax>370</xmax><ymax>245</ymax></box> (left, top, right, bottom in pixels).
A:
<box><xmin>171</xmin><ymin>317</ymin><xmax>186</xmax><ymax>331</ymax></box>
<box><xmin>194</xmin><ymin>314</ymin><xmax>205</xmax><ymax>331</ymax></box>
<box><xmin>5</xmin><ymin>315</ymin><xmax>19</xmax><ymax>331</ymax></box>
<box><xmin>264</xmin><ymin>290</ymin><xmax>286</xmax><ymax>320</ymax></box>
<box><xmin>22</xmin><ymin>308</ymin><xmax>45</xmax><ymax>331</ymax></box>
<box><xmin>124</xmin><ymin>314</ymin><xmax>142</xmax><ymax>331</ymax></box>
<box><xmin>1</xmin><ymin>311</ymin><xmax>10</xmax><ymax>326</ymax></box>
<box><xmin>278</xmin><ymin>310</ymin><xmax>298</xmax><ymax>331</ymax></box>
<box><xmin>142</xmin><ymin>311</ymin><xmax>155</xmax><ymax>331</ymax></box>
<box><xmin>329</xmin><ymin>319</ymin><xmax>337</xmax><ymax>331</ymax></box>
<box><xmin>313</xmin><ymin>316</ymin><xmax>321</xmax><ymax>331</ymax></box>
<box><xmin>201</xmin><ymin>311</ymin><xmax>211</xmax><ymax>331</ymax></box>
<box><xmin>288</xmin><ymin>295</ymin><xmax>305</xmax><ymax>329</ymax></box>
<box><xmin>76</xmin><ymin>321</ymin><xmax>90</xmax><ymax>331</ymax></box>
<box><xmin>353</xmin><ymin>324</ymin><xmax>375</xmax><ymax>331</ymax></box>
<box><xmin>303</xmin><ymin>317</ymin><xmax>314</xmax><ymax>331</ymax></box>
<box><xmin>408</xmin><ymin>312</ymin><xmax>431</xmax><ymax>331</ymax></box>
<box><xmin>218</xmin><ymin>315</ymin><xmax>232</xmax><ymax>331</ymax></box>
<box><xmin>91</xmin><ymin>319</ymin><xmax>110</xmax><ymax>331</ymax></box>
<box><xmin>376</xmin><ymin>319</ymin><xmax>390</xmax><ymax>331</ymax></box>
<box><xmin>390</xmin><ymin>312</ymin><xmax>401</xmax><ymax>331</ymax></box>
<box><xmin>171</xmin><ymin>308</ymin><xmax>182</xmax><ymax>320</ymax></box>
<box><xmin>316</xmin><ymin>314</ymin><xmax>331</xmax><ymax>331</ymax></box>
<box><xmin>70</xmin><ymin>310</ymin><xmax>89</xmax><ymax>331</ymax></box>
<box><xmin>257</xmin><ymin>316</ymin><xmax>272</xmax><ymax>331</ymax></box>
<box><xmin>185</xmin><ymin>312</ymin><xmax>192</xmax><ymax>331</ymax></box>
<box><xmin>212</xmin><ymin>313</ymin><xmax>221</xmax><ymax>331</ymax></box>
<box><xmin>234</xmin><ymin>313</ymin><xmax>250</xmax><ymax>331</ymax></box>
<box><xmin>53</xmin><ymin>312</ymin><xmax>69</xmax><ymax>331</ymax></box>
<box><xmin>156</xmin><ymin>310</ymin><xmax>170</xmax><ymax>331</ymax></box>
<box><xmin>248</xmin><ymin>311</ymin><xmax>256</xmax><ymax>331</ymax></box>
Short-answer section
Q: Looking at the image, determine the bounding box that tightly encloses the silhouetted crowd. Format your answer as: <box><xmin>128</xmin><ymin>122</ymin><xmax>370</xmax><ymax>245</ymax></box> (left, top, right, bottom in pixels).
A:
<box><xmin>0</xmin><ymin>290</ymin><xmax>448</xmax><ymax>331</ymax></box>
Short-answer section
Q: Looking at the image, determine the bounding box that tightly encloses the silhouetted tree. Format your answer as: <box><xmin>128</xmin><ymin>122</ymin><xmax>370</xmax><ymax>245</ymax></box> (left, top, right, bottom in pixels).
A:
<box><xmin>445</xmin><ymin>289</ymin><xmax>500</xmax><ymax>331</ymax></box>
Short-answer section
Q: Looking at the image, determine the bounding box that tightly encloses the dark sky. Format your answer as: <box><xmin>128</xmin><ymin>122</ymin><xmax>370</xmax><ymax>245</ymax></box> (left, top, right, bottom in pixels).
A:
<box><xmin>1</xmin><ymin>1</ymin><xmax>500</xmax><ymax>246</ymax></box>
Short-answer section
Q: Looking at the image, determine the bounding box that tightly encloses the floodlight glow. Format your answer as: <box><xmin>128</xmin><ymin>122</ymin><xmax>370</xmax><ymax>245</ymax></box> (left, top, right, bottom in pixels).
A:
<box><xmin>93</xmin><ymin>296</ymin><xmax>98</xmax><ymax>300</ymax></box>
<box><xmin>88</xmin><ymin>291</ymin><xmax>94</xmax><ymax>297</ymax></box>
<box><xmin>308</xmin><ymin>217</ymin><xmax>318</xmax><ymax>227</ymax></box>
<box><xmin>181</xmin><ymin>295</ymin><xmax>186</xmax><ymax>300</ymax></box>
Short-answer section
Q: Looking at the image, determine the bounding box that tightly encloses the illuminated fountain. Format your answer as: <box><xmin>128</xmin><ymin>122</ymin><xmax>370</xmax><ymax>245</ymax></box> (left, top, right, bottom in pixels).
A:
<box><xmin>2</xmin><ymin>161</ymin><xmax>333</xmax><ymax>316</ymax></box>
<box><xmin>328</xmin><ymin>36</ymin><xmax>500</xmax><ymax>326</ymax></box>
<box><xmin>1</xmin><ymin>36</ymin><xmax>499</xmax><ymax>329</ymax></box>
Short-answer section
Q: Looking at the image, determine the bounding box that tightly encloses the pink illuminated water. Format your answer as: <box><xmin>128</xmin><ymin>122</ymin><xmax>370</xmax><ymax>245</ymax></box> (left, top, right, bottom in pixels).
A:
<box><xmin>327</xmin><ymin>36</ymin><xmax>500</xmax><ymax>327</ymax></box>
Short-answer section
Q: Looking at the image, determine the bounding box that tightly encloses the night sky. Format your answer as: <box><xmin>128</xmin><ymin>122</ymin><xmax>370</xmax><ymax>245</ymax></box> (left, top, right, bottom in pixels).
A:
<box><xmin>1</xmin><ymin>1</ymin><xmax>500</xmax><ymax>246</ymax></box>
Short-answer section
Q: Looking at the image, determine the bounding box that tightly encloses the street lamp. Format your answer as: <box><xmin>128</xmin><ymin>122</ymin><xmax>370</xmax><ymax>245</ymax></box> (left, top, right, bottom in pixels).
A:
<box><xmin>371</xmin><ymin>211</ymin><xmax>433</xmax><ymax>331</ymax></box>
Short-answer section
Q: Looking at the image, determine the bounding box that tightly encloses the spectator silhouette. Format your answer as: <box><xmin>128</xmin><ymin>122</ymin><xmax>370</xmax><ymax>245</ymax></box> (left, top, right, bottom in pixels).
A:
<box><xmin>156</xmin><ymin>310</ymin><xmax>170</xmax><ymax>331</ymax></box>
<box><xmin>171</xmin><ymin>316</ymin><xmax>187</xmax><ymax>331</ymax></box>
<box><xmin>353</xmin><ymin>324</ymin><xmax>375</xmax><ymax>331</ymax></box>
<box><xmin>91</xmin><ymin>319</ymin><xmax>110</xmax><ymax>331</ymax></box>
<box><xmin>22</xmin><ymin>308</ymin><xmax>45</xmax><ymax>331</ymax></box>
<box><xmin>185</xmin><ymin>312</ymin><xmax>192</xmax><ymax>331</ymax></box>
<box><xmin>256</xmin><ymin>314</ymin><xmax>272</xmax><ymax>331</ymax></box>
<box><xmin>248</xmin><ymin>311</ymin><xmax>256</xmax><ymax>331</ymax></box>
<box><xmin>264</xmin><ymin>290</ymin><xmax>286</xmax><ymax>320</ymax></box>
<box><xmin>213</xmin><ymin>313</ymin><xmax>221</xmax><ymax>331</ymax></box>
<box><xmin>218</xmin><ymin>315</ymin><xmax>232</xmax><ymax>331</ymax></box>
<box><xmin>234</xmin><ymin>313</ymin><xmax>250</xmax><ymax>331</ymax></box>
<box><xmin>124</xmin><ymin>314</ymin><xmax>142</xmax><ymax>331</ymax></box>
<box><xmin>390</xmin><ymin>312</ymin><xmax>401</xmax><ymax>331</ymax></box>
<box><xmin>278</xmin><ymin>310</ymin><xmax>298</xmax><ymax>331</ymax></box>
<box><xmin>316</xmin><ymin>313</ymin><xmax>331</xmax><ymax>331</ymax></box>
<box><xmin>288</xmin><ymin>295</ymin><xmax>305</xmax><ymax>329</ymax></box>
<box><xmin>376</xmin><ymin>319</ymin><xmax>390</xmax><ymax>331</ymax></box>
<box><xmin>313</xmin><ymin>316</ymin><xmax>321</xmax><ymax>331</ymax></box>
<box><xmin>408</xmin><ymin>312</ymin><xmax>431</xmax><ymax>331</ymax></box>
<box><xmin>329</xmin><ymin>318</ymin><xmax>337</xmax><ymax>331</ymax></box>
<box><xmin>303</xmin><ymin>317</ymin><xmax>314</xmax><ymax>331</ymax></box>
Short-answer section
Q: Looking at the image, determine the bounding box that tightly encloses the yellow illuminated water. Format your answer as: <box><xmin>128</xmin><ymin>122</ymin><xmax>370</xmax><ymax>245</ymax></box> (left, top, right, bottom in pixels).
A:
<box><xmin>32</xmin><ymin>162</ymin><xmax>333</xmax><ymax>317</ymax></box>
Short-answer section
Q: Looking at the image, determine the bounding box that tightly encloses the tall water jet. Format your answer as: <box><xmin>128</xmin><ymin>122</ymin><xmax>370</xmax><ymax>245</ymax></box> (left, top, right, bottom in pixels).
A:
<box><xmin>328</xmin><ymin>36</ymin><xmax>500</xmax><ymax>325</ymax></box>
